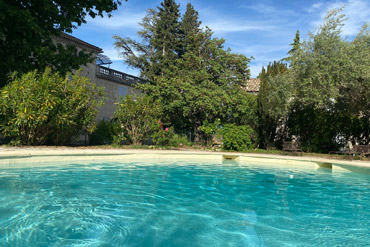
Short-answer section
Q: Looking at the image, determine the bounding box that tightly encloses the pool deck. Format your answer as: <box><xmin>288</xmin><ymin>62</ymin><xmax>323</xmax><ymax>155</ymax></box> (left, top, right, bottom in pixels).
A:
<box><xmin>0</xmin><ymin>146</ymin><xmax>369</xmax><ymax>171</ymax></box>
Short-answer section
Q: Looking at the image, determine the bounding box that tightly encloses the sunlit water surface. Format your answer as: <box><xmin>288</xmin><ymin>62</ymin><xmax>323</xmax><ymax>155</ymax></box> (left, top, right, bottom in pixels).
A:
<box><xmin>0</xmin><ymin>160</ymin><xmax>369</xmax><ymax>247</ymax></box>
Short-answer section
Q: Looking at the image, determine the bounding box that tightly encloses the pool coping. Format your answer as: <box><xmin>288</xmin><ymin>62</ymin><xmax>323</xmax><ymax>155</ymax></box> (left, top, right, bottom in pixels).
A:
<box><xmin>0</xmin><ymin>146</ymin><xmax>369</xmax><ymax>171</ymax></box>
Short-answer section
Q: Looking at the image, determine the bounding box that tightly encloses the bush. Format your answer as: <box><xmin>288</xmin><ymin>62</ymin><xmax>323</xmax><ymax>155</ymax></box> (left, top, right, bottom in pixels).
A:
<box><xmin>152</xmin><ymin>122</ymin><xmax>174</xmax><ymax>146</ymax></box>
<box><xmin>114</xmin><ymin>95</ymin><xmax>161</xmax><ymax>145</ymax></box>
<box><xmin>169</xmin><ymin>134</ymin><xmax>192</xmax><ymax>148</ymax></box>
<box><xmin>152</xmin><ymin>121</ymin><xmax>193</xmax><ymax>147</ymax></box>
<box><xmin>89</xmin><ymin>119</ymin><xmax>120</xmax><ymax>145</ymax></box>
<box><xmin>0</xmin><ymin>68</ymin><xmax>104</xmax><ymax>145</ymax></box>
<box><xmin>222</xmin><ymin>124</ymin><xmax>255</xmax><ymax>151</ymax></box>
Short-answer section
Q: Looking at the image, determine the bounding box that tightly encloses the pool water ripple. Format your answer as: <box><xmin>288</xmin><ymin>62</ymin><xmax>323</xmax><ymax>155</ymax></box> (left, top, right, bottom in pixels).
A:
<box><xmin>0</xmin><ymin>161</ymin><xmax>370</xmax><ymax>246</ymax></box>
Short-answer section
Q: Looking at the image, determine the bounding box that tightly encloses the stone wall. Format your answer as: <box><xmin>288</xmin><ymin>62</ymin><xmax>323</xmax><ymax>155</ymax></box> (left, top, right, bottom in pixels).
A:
<box><xmin>94</xmin><ymin>72</ymin><xmax>142</xmax><ymax>120</ymax></box>
<box><xmin>54</xmin><ymin>34</ymin><xmax>143</xmax><ymax>120</ymax></box>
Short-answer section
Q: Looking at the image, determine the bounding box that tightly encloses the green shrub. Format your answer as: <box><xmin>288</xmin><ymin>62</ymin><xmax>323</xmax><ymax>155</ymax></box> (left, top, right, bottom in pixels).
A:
<box><xmin>89</xmin><ymin>119</ymin><xmax>120</xmax><ymax>145</ymax></box>
<box><xmin>152</xmin><ymin>122</ymin><xmax>174</xmax><ymax>146</ymax></box>
<box><xmin>169</xmin><ymin>134</ymin><xmax>192</xmax><ymax>148</ymax></box>
<box><xmin>152</xmin><ymin>121</ymin><xmax>192</xmax><ymax>147</ymax></box>
<box><xmin>0</xmin><ymin>68</ymin><xmax>104</xmax><ymax>145</ymax></box>
<box><xmin>114</xmin><ymin>95</ymin><xmax>161</xmax><ymax>145</ymax></box>
<box><xmin>222</xmin><ymin>124</ymin><xmax>254</xmax><ymax>151</ymax></box>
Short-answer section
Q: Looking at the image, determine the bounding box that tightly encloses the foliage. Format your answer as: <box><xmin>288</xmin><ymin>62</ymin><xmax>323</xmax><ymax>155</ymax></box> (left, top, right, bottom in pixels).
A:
<box><xmin>222</xmin><ymin>124</ymin><xmax>254</xmax><ymax>152</ymax></box>
<box><xmin>148</xmin><ymin>0</ymin><xmax>181</xmax><ymax>79</ymax></box>
<box><xmin>115</xmin><ymin>0</ymin><xmax>254</xmax><ymax>144</ymax></box>
<box><xmin>114</xmin><ymin>95</ymin><xmax>162</xmax><ymax>145</ymax></box>
<box><xmin>169</xmin><ymin>134</ymin><xmax>192</xmax><ymax>148</ymax></box>
<box><xmin>288</xmin><ymin>8</ymin><xmax>370</xmax><ymax>149</ymax></box>
<box><xmin>113</xmin><ymin>8</ymin><xmax>157</xmax><ymax>78</ymax></box>
<box><xmin>0</xmin><ymin>68</ymin><xmax>105</xmax><ymax>145</ymax></box>
<box><xmin>258</xmin><ymin>8</ymin><xmax>370</xmax><ymax>152</ymax></box>
<box><xmin>283</xmin><ymin>30</ymin><xmax>301</xmax><ymax>62</ymax></box>
<box><xmin>114</xmin><ymin>1</ymin><xmax>202</xmax><ymax>80</ymax></box>
<box><xmin>152</xmin><ymin>123</ymin><xmax>175</xmax><ymax>146</ymax></box>
<box><xmin>89</xmin><ymin>119</ymin><xmax>120</xmax><ymax>145</ymax></box>
<box><xmin>231</xmin><ymin>92</ymin><xmax>258</xmax><ymax>128</ymax></box>
<box><xmin>199</xmin><ymin>119</ymin><xmax>221</xmax><ymax>145</ymax></box>
<box><xmin>257</xmin><ymin>61</ymin><xmax>289</xmax><ymax>148</ymax></box>
<box><xmin>0</xmin><ymin>0</ymin><xmax>123</xmax><ymax>87</ymax></box>
<box><xmin>179</xmin><ymin>3</ymin><xmax>202</xmax><ymax>56</ymax></box>
<box><xmin>141</xmin><ymin>28</ymin><xmax>252</xmax><ymax>143</ymax></box>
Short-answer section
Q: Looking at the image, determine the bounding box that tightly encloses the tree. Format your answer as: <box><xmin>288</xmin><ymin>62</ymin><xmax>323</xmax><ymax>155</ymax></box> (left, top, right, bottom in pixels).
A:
<box><xmin>0</xmin><ymin>68</ymin><xmax>105</xmax><ymax>145</ymax></box>
<box><xmin>114</xmin><ymin>95</ymin><xmax>162</xmax><ymax>145</ymax></box>
<box><xmin>282</xmin><ymin>7</ymin><xmax>370</xmax><ymax>151</ymax></box>
<box><xmin>179</xmin><ymin>3</ymin><xmax>202</xmax><ymax>56</ymax></box>
<box><xmin>288</xmin><ymin>30</ymin><xmax>301</xmax><ymax>57</ymax></box>
<box><xmin>257</xmin><ymin>61</ymin><xmax>289</xmax><ymax>148</ymax></box>
<box><xmin>0</xmin><ymin>0</ymin><xmax>124</xmax><ymax>87</ymax></box>
<box><xmin>141</xmin><ymin>28</ymin><xmax>252</xmax><ymax>142</ymax></box>
<box><xmin>114</xmin><ymin>0</ymin><xmax>183</xmax><ymax>80</ymax></box>
<box><xmin>113</xmin><ymin>8</ymin><xmax>157</xmax><ymax>78</ymax></box>
<box><xmin>148</xmin><ymin>0</ymin><xmax>181</xmax><ymax>79</ymax></box>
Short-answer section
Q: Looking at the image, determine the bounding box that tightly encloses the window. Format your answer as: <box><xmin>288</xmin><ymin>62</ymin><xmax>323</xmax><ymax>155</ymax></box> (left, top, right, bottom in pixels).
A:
<box><xmin>118</xmin><ymin>86</ymin><xmax>127</xmax><ymax>98</ymax></box>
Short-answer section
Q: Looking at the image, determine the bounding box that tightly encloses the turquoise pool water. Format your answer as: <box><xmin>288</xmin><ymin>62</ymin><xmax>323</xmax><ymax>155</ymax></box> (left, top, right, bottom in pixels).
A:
<box><xmin>0</xmin><ymin>160</ymin><xmax>369</xmax><ymax>246</ymax></box>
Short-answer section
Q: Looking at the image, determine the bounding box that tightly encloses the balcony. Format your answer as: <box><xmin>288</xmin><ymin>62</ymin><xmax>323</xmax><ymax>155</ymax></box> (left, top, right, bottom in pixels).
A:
<box><xmin>96</xmin><ymin>65</ymin><xmax>146</xmax><ymax>86</ymax></box>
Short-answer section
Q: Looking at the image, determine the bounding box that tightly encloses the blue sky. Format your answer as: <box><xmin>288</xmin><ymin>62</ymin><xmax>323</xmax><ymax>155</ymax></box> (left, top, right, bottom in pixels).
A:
<box><xmin>72</xmin><ymin>0</ymin><xmax>370</xmax><ymax>77</ymax></box>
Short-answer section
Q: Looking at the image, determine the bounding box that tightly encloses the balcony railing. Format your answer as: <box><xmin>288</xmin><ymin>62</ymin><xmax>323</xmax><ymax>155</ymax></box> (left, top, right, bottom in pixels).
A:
<box><xmin>96</xmin><ymin>65</ymin><xmax>146</xmax><ymax>86</ymax></box>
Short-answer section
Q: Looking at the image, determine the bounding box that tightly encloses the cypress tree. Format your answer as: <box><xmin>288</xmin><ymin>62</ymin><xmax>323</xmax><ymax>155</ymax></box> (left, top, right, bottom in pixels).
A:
<box><xmin>282</xmin><ymin>30</ymin><xmax>301</xmax><ymax>62</ymax></box>
<box><xmin>179</xmin><ymin>3</ymin><xmax>201</xmax><ymax>56</ymax></box>
<box><xmin>257</xmin><ymin>61</ymin><xmax>289</xmax><ymax>148</ymax></box>
<box><xmin>149</xmin><ymin>0</ymin><xmax>181</xmax><ymax>79</ymax></box>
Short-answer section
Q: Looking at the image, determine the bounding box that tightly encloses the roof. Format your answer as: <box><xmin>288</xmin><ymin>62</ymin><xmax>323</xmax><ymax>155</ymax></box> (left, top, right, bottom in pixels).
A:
<box><xmin>244</xmin><ymin>78</ymin><xmax>261</xmax><ymax>93</ymax></box>
<box><xmin>57</xmin><ymin>33</ymin><xmax>103</xmax><ymax>53</ymax></box>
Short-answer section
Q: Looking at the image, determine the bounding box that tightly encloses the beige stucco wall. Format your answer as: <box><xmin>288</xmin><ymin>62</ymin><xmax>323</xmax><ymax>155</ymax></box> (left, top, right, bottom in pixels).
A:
<box><xmin>94</xmin><ymin>73</ymin><xmax>142</xmax><ymax>120</ymax></box>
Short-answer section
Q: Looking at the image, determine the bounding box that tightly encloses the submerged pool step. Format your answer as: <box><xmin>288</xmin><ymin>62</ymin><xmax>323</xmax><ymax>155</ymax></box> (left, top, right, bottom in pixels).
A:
<box><xmin>222</xmin><ymin>154</ymin><xmax>240</xmax><ymax>161</ymax></box>
<box><xmin>316</xmin><ymin>162</ymin><xmax>333</xmax><ymax>169</ymax></box>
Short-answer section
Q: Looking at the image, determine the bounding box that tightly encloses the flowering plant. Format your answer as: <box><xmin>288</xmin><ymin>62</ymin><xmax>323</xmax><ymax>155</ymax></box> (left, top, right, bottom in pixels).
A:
<box><xmin>152</xmin><ymin>121</ymin><xmax>174</xmax><ymax>146</ymax></box>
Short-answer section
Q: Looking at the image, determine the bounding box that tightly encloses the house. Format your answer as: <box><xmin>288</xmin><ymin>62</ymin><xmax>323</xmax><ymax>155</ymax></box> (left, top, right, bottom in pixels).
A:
<box><xmin>54</xmin><ymin>33</ymin><xmax>144</xmax><ymax>120</ymax></box>
<box><xmin>243</xmin><ymin>78</ymin><xmax>261</xmax><ymax>94</ymax></box>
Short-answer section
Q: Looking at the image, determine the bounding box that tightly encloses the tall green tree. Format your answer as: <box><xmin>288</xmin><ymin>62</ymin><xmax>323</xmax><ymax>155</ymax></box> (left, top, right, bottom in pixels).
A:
<box><xmin>288</xmin><ymin>30</ymin><xmax>301</xmax><ymax>57</ymax></box>
<box><xmin>289</xmin><ymin>8</ymin><xmax>370</xmax><ymax>149</ymax></box>
<box><xmin>257</xmin><ymin>61</ymin><xmax>290</xmax><ymax>148</ymax></box>
<box><xmin>148</xmin><ymin>0</ymin><xmax>181</xmax><ymax>79</ymax></box>
<box><xmin>141</xmin><ymin>28</ymin><xmax>252</xmax><ymax>142</ymax></box>
<box><xmin>114</xmin><ymin>8</ymin><xmax>157</xmax><ymax>78</ymax></box>
<box><xmin>282</xmin><ymin>30</ymin><xmax>301</xmax><ymax>62</ymax></box>
<box><xmin>0</xmin><ymin>0</ymin><xmax>124</xmax><ymax>87</ymax></box>
<box><xmin>114</xmin><ymin>0</ymin><xmax>183</xmax><ymax>80</ymax></box>
<box><xmin>266</xmin><ymin>8</ymin><xmax>370</xmax><ymax>151</ymax></box>
<box><xmin>179</xmin><ymin>3</ymin><xmax>202</xmax><ymax>56</ymax></box>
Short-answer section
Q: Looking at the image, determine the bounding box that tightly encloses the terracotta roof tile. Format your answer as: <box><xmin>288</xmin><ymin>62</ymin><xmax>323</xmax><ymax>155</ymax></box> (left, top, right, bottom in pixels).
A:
<box><xmin>243</xmin><ymin>78</ymin><xmax>260</xmax><ymax>93</ymax></box>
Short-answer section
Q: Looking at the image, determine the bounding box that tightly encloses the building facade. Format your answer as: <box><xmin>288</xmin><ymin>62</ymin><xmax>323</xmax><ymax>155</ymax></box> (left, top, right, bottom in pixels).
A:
<box><xmin>54</xmin><ymin>33</ymin><xmax>144</xmax><ymax>120</ymax></box>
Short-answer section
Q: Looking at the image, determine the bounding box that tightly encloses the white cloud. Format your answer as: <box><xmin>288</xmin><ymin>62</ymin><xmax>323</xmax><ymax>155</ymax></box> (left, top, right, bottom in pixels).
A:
<box><xmin>307</xmin><ymin>2</ymin><xmax>324</xmax><ymax>13</ymax></box>
<box><xmin>202</xmin><ymin>20</ymin><xmax>273</xmax><ymax>33</ymax></box>
<box><xmin>311</xmin><ymin>0</ymin><xmax>370</xmax><ymax>36</ymax></box>
<box><xmin>100</xmin><ymin>48</ymin><xmax>122</xmax><ymax>61</ymax></box>
<box><xmin>241</xmin><ymin>4</ymin><xmax>298</xmax><ymax>16</ymax></box>
<box><xmin>87</xmin><ymin>11</ymin><xmax>145</xmax><ymax>30</ymax></box>
<box><xmin>236</xmin><ymin>45</ymin><xmax>289</xmax><ymax>56</ymax></box>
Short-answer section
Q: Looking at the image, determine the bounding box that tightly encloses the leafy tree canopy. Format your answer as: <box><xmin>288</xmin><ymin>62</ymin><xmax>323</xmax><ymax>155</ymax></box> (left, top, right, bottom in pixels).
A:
<box><xmin>0</xmin><ymin>68</ymin><xmax>105</xmax><ymax>145</ymax></box>
<box><xmin>259</xmin><ymin>7</ymin><xmax>370</xmax><ymax>150</ymax></box>
<box><xmin>140</xmin><ymin>28</ymin><xmax>252</xmax><ymax>141</ymax></box>
<box><xmin>0</xmin><ymin>0</ymin><xmax>124</xmax><ymax>87</ymax></box>
<box><xmin>115</xmin><ymin>0</ymin><xmax>254</xmax><ymax>144</ymax></box>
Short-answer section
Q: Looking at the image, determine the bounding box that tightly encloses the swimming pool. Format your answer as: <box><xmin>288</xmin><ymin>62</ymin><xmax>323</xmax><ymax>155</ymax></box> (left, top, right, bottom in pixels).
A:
<box><xmin>0</xmin><ymin>159</ymin><xmax>369</xmax><ymax>246</ymax></box>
